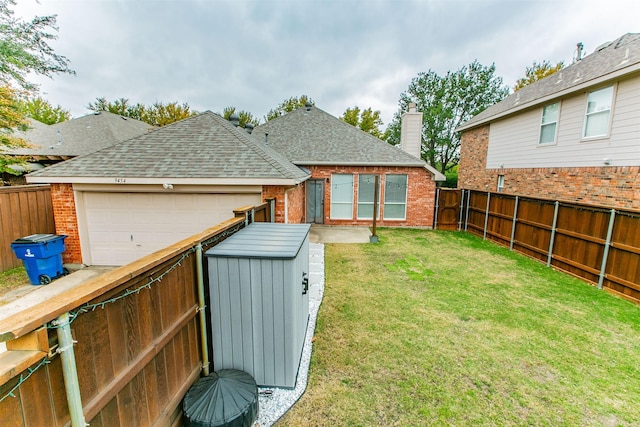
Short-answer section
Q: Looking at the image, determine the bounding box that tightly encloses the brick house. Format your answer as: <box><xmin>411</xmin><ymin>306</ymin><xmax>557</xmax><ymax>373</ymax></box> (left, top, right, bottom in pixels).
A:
<box><xmin>27</xmin><ymin>106</ymin><xmax>443</xmax><ymax>266</ymax></box>
<box><xmin>458</xmin><ymin>33</ymin><xmax>640</xmax><ymax>209</ymax></box>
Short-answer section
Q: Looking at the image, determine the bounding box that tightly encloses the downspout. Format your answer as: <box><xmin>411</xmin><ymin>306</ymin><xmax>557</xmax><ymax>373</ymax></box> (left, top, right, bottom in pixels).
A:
<box><xmin>195</xmin><ymin>243</ymin><xmax>210</xmax><ymax>376</ymax></box>
<box><xmin>53</xmin><ymin>312</ymin><xmax>86</xmax><ymax>427</ymax></box>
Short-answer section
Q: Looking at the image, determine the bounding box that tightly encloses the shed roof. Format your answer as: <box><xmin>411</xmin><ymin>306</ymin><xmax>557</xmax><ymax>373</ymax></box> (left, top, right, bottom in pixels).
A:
<box><xmin>254</xmin><ymin>105</ymin><xmax>443</xmax><ymax>179</ymax></box>
<box><xmin>27</xmin><ymin>111</ymin><xmax>309</xmax><ymax>184</ymax></box>
<box><xmin>457</xmin><ymin>33</ymin><xmax>640</xmax><ymax>132</ymax></box>
<box><xmin>4</xmin><ymin>111</ymin><xmax>152</xmax><ymax>157</ymax></box>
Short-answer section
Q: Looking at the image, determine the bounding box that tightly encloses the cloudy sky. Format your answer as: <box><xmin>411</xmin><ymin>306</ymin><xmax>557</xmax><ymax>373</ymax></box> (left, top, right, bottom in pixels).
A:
<box><xmin>13</xmin><ymin>0</ymin><xmax>638</xmax><ymax>126</ymax></box>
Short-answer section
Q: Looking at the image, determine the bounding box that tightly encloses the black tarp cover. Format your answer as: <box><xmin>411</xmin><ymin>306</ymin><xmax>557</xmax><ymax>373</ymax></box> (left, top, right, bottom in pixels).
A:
<box><xmin>183</xmin><ymin>370</ymin><xmax>258</xmax><ymax>427</ymax></box>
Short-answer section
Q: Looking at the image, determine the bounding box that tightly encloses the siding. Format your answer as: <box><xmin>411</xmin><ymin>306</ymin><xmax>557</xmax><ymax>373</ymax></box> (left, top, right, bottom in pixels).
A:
<box><xmin>486</xmin><ymin>74</ymin><xmax>640</xmax><ymax>169</ymax></box>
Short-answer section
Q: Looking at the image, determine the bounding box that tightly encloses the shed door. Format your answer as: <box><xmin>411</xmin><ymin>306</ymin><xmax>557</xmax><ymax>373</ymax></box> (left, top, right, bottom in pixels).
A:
<box><xmin>82</xmin><ymin>192</ymin><xmax>260</xmax><ymax>265</ymax></box>
<box><xmin>305</xmin><ymin>180</ymin><xmax>324</xmax><ymax>224</ymax></box>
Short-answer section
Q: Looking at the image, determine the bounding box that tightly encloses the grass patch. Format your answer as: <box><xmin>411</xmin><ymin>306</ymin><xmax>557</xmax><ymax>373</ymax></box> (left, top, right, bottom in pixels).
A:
<box><xmin>278</xmin><ymin>229</ymin><xmax>640</xmax><ymax>426</ymax></box>
<box><xmin>0</xmin><ymin>266</ymin><xmax>31</xmax><ymax>303</ymax></box>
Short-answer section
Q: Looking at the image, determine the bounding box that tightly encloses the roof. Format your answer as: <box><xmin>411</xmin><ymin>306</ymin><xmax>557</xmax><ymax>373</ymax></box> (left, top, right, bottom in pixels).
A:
<box><xmin>4</xmin><ymin>111</ymin><xmax>153</xmax><ymax>157</ymax></box>
<box><xmin>27</xmin><ymin>111</ymin><xmax>310</xmax><ymax>185</ymax></box>
<box><xmin>457</xmin><ymin>33</ymin><xmax>640</xmax><ymax>132</ymax></box>
<box><xmin>253</xmin><ymin>105</ymin><xmax>444</xmax><ymax>179</ymax></box>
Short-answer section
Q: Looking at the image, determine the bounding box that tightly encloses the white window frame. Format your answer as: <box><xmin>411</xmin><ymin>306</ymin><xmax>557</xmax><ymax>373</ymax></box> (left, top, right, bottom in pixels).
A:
<box><xmin>538</xmin><ymin>102</ymin><xmax>560</xmax><ymax>145</ymax></box>
<box><xmin>330</xmin><ymin>174</ymin><xmax>353</xmax><ymax>219</ymax></box>
<box><xmin>582</xmin><ymin>85</ymin><xmax>615</xmax><ymax>140</ymax></box>
<box><xmin>383</xmin><ymin>174</ymin><xmax>408</xmax><ymax>220</ymax></box>
<box><xmin>357</xmin><ymin>174</ymin><xmax>381</xmax><ymax>220</ymax></box>
<box><xmin>497</xmin><ymin>175</ymin><xmax>505</xmax><ymax>193</ymax></box>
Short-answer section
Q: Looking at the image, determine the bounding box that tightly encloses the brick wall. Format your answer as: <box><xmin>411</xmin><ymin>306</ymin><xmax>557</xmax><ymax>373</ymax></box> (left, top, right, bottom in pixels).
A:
<box><xmin>308</xmin><ymin>165</ymin><xmax>436</xmax><ymax>227</ymax></box>
<box><xmin>262</xmin><ymin>183</ymin><xmax>305</xmax><ymax>223</ymax></box>
<box><xmin>458</xmin><ymin>125</ymin><xmax>640</xmax><ymax>209</ymax></box>
<box><xmin>50</xmin><ymin>183</ymin><xmax>83</xmax><ymax>264</ymax></box>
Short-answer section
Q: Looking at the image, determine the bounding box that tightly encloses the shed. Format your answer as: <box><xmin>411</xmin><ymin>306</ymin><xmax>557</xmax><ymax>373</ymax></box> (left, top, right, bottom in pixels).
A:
<box><xmin>205</xmin><ymin>223</ymin><xmax>311</xmax><ymax>388</ymax></box>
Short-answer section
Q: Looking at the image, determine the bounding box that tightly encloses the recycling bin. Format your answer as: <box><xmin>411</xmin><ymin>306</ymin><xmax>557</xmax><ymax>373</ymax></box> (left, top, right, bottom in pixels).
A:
<box><xmin>11</xmin><ymin>234</ymin><xmax>68</xmax><ymax>285</ymax></box>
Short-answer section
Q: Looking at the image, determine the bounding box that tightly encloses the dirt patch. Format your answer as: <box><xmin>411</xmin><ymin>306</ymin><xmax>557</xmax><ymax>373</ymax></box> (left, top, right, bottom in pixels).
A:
<box><xmin>0</xmin><ymin>267</ymin><xmax>36</xmax><ymax>305</ymax></box>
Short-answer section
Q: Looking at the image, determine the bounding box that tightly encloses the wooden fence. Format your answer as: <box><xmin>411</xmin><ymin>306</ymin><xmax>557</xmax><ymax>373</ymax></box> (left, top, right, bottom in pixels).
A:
<box><xmin>0</xmin><ymin>202</ymin><xmax>272</xmax><ymax>426</ymax></box>
<box><xmin>0</xmin><ymin>185</ymin><xmax>55</xmax><ymax>272</ymax></box>
<box><xmin>435</xmin><ymin>188</ymin><xmax>640</xmax><ymax>305</ymax></box>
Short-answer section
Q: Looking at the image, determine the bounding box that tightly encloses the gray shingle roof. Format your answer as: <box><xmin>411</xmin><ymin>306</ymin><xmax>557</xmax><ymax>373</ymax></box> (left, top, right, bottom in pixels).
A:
<box><xmin>27</xmin><ymin>111</ymin><xmax>309</xmax><ymax>182</ymax></box>
<box><xmin>458</xmin><ymin>33</ymin><xmax>640</xmax><ymax>131</ymax></box>
<box><xmin>253</xmin><ymin>105</ymin><xmax>427</xmax><ymax>167</ymax></box>
<box><xmin>4</xmin><ymin>111</ymin><xmax>152</xmax><ymax>156</ymax></box>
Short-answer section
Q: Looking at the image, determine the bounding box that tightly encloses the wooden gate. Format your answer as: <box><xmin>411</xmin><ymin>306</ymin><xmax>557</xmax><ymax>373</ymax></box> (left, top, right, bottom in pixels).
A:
<box><xmin>435</xmin><ymin>188</ymin><xmax>462</xmax><ymax>230</ymax></box>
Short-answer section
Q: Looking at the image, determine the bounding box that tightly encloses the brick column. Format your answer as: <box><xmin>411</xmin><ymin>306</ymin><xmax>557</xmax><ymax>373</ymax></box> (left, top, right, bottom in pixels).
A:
<box><xmin>50</xmin><ymin>183</ymin><xmax>83</xmax><ymax>264</ymax></box>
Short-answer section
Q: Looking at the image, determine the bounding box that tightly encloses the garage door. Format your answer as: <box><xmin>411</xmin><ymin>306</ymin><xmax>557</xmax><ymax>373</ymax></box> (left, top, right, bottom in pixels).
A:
<box><xmin>83</xmin><ymin>192</ymin><xmax>261</xmax><ymax>265</ymax></box>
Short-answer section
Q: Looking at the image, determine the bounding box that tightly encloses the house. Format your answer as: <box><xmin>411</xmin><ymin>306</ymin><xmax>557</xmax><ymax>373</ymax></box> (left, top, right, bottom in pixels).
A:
<box><xmin>457</xmin><ymin>33</ymin><xmax>640</xmax><ymax>209</ymax></box>
<box><xmin>26</xmin><ymin>111</ymin><xmax>309</xmax><ymax>266</ymax></box>
<box><xmin>27</xmin><ymin>106</ymin><xmax>444</xmax><ymax>266</ymax></box>
<box><xmin>2</xmin><ymin>111</ymin><xmax>152</xmax><ymax>184</ymax></box>
<box><xmin>254</xmin><ymin>104</ymin><xmax>445</xmax><ymax>226</ymax></box>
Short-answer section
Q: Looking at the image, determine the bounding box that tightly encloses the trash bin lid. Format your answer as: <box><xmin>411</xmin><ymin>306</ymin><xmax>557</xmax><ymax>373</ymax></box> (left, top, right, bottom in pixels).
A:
<box><xmin>183</xmin><ymin>370</ymin><xmax>258</xmax><ymax>427</ymax></box>
<box><xmin>12</xmin><ymin>234</ymin><xmax>64</xmax><ymax>244</ymax></box>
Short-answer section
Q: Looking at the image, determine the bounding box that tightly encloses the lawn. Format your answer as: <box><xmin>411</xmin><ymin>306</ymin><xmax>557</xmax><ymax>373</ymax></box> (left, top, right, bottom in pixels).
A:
<box><xmin>0</xmin><ymin>266</ymin><xmax>31</xmax><ymax>304</ymax></box>
<box><xmin>278</xmin><ymin>228</ymin><xmax>640</xmax><ymax>426</ymax></box>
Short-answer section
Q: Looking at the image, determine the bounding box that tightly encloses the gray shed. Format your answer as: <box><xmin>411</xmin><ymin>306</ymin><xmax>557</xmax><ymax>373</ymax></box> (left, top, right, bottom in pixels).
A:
<box><xmin>205</xmin><ymin>223</ymin><xmax>311</xmax><ymax>388</ymax></box>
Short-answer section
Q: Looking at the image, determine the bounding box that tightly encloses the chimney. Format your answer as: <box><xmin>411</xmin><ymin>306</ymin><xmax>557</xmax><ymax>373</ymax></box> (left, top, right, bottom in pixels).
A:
<box><xmin>400</xmin><ymin>102</ymin><xmax>422</xmax><ymax>159</ymax></box>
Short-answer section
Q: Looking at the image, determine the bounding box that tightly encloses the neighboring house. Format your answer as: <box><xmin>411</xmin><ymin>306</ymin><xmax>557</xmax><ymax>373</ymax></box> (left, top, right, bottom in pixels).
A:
<box><xmin>27</xmin><ymin>106</ymin><xmax>444</xmax><ymax>266</ymax></box>
<box><xmin>457</xmin><ymin>33</ymin><xmax>640</xmax><ymax>209</ymax></box>
<box><xmin>254</xmin><ymin>104</ymin><xmax>444</xmax><ymax>226</ymax></box>
<box><xmin>2</xmin><ymin>111</ymin><xmax>152</xmax><ymax>184</ymax></box>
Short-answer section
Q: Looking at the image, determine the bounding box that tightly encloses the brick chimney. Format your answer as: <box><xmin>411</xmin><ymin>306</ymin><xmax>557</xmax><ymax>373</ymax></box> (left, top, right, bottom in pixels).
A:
<box><xmin>400</xmin><ymin>102</ymin><xmax>423</xmax><ymax>160</ymax></box>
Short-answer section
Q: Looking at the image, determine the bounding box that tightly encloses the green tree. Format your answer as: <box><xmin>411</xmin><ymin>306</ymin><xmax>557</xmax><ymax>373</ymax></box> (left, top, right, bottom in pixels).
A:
<box><xmin>341</xmin><ymin>106</ymin><xmax>385</xmax><ymax>139</ymax></box>
<box><xmin>265</xmin><ymin>95</ymin><xmax>314</xmax><ymax>121</ymax></box>
<box><xmin>222</xmin><ymin>106</ymin><xmax>260</xmax><ymax>128</ymax></box>
<box><xmin>514</xmin><ymin>60</ymin><xmax>564</xmax><ymax>91</ymax></box>
<box><xmin>0</xmin><ymin>0</ymin><xmax>74</xmax><ymax>174</ymax></box>
<box><xmin>20</xmin><ymin>96</ymin><xmax>70</xmax><ymax>124</ymax></box>
<box><xmin>386</xmin><ymin>60</ymin><xmax>508</xmax><ymax>173</ymax></box>
<box><xmin>87</xmin><ymin>97</ymin><xmax>195</xmax><ymax>126</ymax></box>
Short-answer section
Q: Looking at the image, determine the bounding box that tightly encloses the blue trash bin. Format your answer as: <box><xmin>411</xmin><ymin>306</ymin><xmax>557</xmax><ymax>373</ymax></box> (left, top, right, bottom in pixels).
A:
<box><xmin>11</xmin><ymin>234</ymin><xmax>68</xmax><ymax>285</ymax></box>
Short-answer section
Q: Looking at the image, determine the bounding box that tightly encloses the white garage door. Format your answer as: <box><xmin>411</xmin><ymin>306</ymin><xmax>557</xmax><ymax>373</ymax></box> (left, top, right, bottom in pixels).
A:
<box><xmin>83</xmin><ymin>192</ymin><xmax>261</xmax><ymax>265</ymax></box>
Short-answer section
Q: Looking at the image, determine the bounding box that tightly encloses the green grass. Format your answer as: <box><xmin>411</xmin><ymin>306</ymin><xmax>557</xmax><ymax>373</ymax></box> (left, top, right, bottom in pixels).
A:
<box><xmin>278</xmin><ymin>228</ymin><xmax>640</xmax><ymax>426</ymax></box>
<box><xmin>0</xmin><ymin>266</ymin><xmax>31</xmax><ymax>304</ymax></box>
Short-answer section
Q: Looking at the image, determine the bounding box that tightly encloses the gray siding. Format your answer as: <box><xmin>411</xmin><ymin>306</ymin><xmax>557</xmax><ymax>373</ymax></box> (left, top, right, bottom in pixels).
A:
<box><xmin>486</xmin><ymin>74</ymin><xmax>640</xmax><ymax>169</ymax></box>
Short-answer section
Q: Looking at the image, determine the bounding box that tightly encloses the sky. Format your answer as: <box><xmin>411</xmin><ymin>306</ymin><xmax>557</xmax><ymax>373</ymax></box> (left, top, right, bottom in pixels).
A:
<box><xmin>12</xmin><ymin>0</ymin><xmax>639</xmax><ymax>127</ymax></box>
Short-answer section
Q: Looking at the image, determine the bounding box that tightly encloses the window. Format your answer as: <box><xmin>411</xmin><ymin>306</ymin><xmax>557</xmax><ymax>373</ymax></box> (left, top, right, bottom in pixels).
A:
<box><xmin>330</xmin><ymin>174</ymin><xmax>353</xmax><ymax>219</ymax></box>
<box><xmin>539</xmin><ymin>102</ymin><xmax>559</xmax><ymax>144</ymax></box>
<box><xmin>497</xmin><ymin>175</ymin><xmax>505</xmax><ymax>192</ymax></box>
<box><xmin>357</xmin><ymin>174</ymin><xmax>380</xmax><ymax>219</ymax></box>
<box><xmin>583</xmin><ymin>86</ymin><xmax>614</xmax><ymax>138</ymax></box>
<box><xmin>383</xmin><ymin>174</ymin><xmax>408</xmax><ymax>220</ymax></box>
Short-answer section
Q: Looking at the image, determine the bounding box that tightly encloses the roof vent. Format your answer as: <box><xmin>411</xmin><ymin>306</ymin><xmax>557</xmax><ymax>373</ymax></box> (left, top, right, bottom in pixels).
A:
<box><xmin>244</xmin><ymin>123</ymin><xmax>254</xmax><ymax>134</ymax></box>
<box><xmin>229</xmin><ymin>113</ymin><xmax>240</xmax><ymax>127</ymax></box>
<box><xmin>573</xmin><ymin>42</ymin><xmax>584</xmax><ymax>63</ymax></box>
<box><xmin>305</xmin><ymin>102</ymin><xmax>312</xmax><ymax>111</ymax></box>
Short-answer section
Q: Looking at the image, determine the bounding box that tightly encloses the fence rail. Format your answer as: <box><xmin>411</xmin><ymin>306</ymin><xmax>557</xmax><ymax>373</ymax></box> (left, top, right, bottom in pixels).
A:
<box><xmin>0</xmin><ymin>185</ymin><xmax>55</xmax><ymax>272</ymax></box>
<box><xmin>0</xmin><ymin>201</ymin><xmax>272</xmax><ymax>426</ymax></box>
<box><xmin>436</xmin><ymin>188</ymin><xmax>640</xmax><ymax>305</ymax></box>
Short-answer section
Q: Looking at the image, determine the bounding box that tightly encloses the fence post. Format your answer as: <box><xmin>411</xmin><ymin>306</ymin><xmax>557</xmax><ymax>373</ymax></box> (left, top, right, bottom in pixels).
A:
<box><xmin>464</xmin><ymin>190</ymin><xmax>471</xmax><ymax>232</ymax></box>
<box><xmin>195</xmin><ymin>243</ymin><xmax>210</xmax><ymax>376</ymax></box>
<box><xmin>597</xmin><ymin>209</ymin><xmax>616</xmax><ymax>290</ymax></box>
<box><xmin>509</xmin><ymin>196</ymin><xmax>519</xmax><ymax>251</ymax></box>
<box><xmin>483</xmin><ymin>192</ymin><xmax>491</xmax><ymax>240</ymax></box>
<box><xmin>458</xmin><ymin>189</ymin><xmax>465</xmax><ymax>231</ymax></box>
<box><xmin>434</xmin><ymin>188</ymin><xmax>440</xmax><ymax>230</ymax></box>
<box><xmin>53</xmin><ymin>312</ymin><xmax>86</xmax><ymax>427</ymax></box>
<box><xmin>547</xmin><ymin>201</ymin><xmax>560</xmax><ymax>267</ymax></box>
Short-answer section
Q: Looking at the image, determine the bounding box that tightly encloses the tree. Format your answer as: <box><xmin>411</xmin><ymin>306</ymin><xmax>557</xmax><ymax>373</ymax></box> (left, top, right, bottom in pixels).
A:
<box><xmin>0</xmin><ymin>0</ymin><xmax>74</xmax><ymax>175</ymax></box>
<box><xmin>0</xmin><ymin>0</ymin><xmax>74</xmax><ymax>92</ymax></box>
<box><xmin>20</xmin><ymin>96</ymin><xmax>70</xmax><ymax>124</ymax></box>
<box><xmin>513</xmin><ymin>60</ymin><xmax>564</xmax><ymax>91</ymax></box>
<box><xmin>221</xmin><ymin>106</ymin><xmax>260</xmax><ymax>128</ymax></box>
<box><xmin>265</xmin><ymin>95</ymin><xmax>314</xmax><ymax>121</ymax></box>
<box><xmin>386</xmin><ymin>60</ymin><xmax>508</xmax><ymax>173</ymax></box>
<box><xmin>87</xmin><ymin>97</ymin><xmax>195</xmax><ymax>126</ymax></box>
<box><xmin>341</xmin><ymin>106</ymin><xmax>385</xmax><ymax>139</ymax></box>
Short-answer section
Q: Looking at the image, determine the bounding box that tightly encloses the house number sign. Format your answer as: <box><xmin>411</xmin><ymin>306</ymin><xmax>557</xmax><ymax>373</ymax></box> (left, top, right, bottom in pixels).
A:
<box><xmin>115</xmin><ymin>178</ymin><xmax>127</xmax><ymax>183</ymax></box>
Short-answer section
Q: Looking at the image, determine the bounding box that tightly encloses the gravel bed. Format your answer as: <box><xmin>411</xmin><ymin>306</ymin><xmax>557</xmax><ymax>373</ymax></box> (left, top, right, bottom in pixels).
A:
<box><xmin>256</xmin><ymin>243</ymin><xmax>325</xmax><ymax>427</ymax></box>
